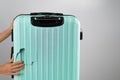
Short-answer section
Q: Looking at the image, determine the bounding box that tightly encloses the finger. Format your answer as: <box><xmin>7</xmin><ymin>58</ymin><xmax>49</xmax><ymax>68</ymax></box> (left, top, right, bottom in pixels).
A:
<box><xmin>11</xmin><ymin>55</ymin><xmax>14</xmax><ymax>60</ymax></box>
<box><xmin>12</xmin><ymin>66</ymin><xmax>24</xmax><ymax>72</ymax></box>
<box><xmin>8</xmin><ymin>56</ymin><xmax>14</xmax><ymax>63</ymax></box>
<box><xmin>12</xmin><ymin>61</ymin><xmax>23</xmax><ymax>66</ymax></box>
<box><xmin>11</xmin><ymin>64</ymin><xmax>24</xmax><ymax>70</ymax></box>
<box><xmin>11</xmin><ymin>18</ymin><xmax>15</xmax><ymax>27</ymax></box>
<box><xmin>11</xmin><ymin>19</ymin><xmax>14</xmax><ymax>25</ymax></box>
<box><xmin>11</xmin><ymin>72</ymin><xmax>20</xmax><ymax>76</ymax></box>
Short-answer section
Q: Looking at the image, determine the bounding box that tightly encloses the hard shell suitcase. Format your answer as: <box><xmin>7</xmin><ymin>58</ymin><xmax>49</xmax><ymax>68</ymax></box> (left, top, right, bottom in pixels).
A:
<box><xmin>12</xmin><ymin>12</ymin><xmax>82</xmax><ymax>80</ymax></box>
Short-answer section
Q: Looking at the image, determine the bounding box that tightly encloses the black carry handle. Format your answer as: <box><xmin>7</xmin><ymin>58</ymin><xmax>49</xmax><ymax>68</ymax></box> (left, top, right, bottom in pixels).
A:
<box><xmin>31</xmin><ymin>12</ymin><xmax>64</xmax><ymax>27</ymax></box>
<box><xmin>10</xmin><ymin>47</ymin><xmax>14</xmax><ymax>78</ymax></box>
<box><xmin>30</xmin><ymin>12</ymin><xmax>63</xmax><ymax>15</ymax></box>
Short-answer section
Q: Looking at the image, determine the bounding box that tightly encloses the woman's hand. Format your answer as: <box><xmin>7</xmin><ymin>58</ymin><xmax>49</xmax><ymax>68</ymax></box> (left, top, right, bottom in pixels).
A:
<box><xmin>0</xmin><ymin>56</ymin><xmax>24</xmax><ymax>75</ymax></box>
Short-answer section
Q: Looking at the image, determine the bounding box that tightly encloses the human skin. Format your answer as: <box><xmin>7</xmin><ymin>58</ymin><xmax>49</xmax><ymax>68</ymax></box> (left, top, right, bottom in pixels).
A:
<box><xmin>0</xmin><ymin>20</ymin><xmax>24</xmax><ymax>75</ymax></box>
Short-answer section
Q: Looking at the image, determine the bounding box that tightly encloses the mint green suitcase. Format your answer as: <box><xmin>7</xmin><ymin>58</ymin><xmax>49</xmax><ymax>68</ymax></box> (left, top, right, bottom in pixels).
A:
<box><xmin>12</xmin><ymin>12</ymin><xmax>81</xmax><ymax>80</ymax></box>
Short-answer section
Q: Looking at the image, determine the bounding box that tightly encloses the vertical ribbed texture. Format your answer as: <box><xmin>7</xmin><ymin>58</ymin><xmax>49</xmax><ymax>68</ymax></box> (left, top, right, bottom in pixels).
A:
<box><xmin>14</xmin><ymin>15</ymin><xmax>80</xmax><ymax>80</ymax></box>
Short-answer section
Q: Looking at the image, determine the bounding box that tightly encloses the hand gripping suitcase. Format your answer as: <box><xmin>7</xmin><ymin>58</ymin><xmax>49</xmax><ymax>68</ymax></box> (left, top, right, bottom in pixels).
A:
<box><xmin>11</xmin><ymin>12</ymin><xmax>82</xmax><ymax>80</ymax></box>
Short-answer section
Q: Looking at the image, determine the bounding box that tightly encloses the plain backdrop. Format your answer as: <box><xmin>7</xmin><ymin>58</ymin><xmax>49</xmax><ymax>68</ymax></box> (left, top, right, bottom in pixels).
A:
<box><xmin>0</xmin><ymin>0</ymin><xmax>120</xmax><ymax>80</ymax></box>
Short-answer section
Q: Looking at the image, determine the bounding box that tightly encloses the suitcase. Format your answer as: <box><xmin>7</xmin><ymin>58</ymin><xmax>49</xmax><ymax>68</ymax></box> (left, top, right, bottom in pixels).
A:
<box><xmin>11</xmin><ymin>12</ymin><xmax>82</xmax><ymax>80</ymax></box>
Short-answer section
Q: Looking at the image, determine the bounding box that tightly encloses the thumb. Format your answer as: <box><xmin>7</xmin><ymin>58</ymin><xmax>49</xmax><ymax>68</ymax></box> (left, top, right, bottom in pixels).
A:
<box><xmin>8</xmin><ymin>56</ymin><xmax>14</xmax><ymax>63</ymax></box>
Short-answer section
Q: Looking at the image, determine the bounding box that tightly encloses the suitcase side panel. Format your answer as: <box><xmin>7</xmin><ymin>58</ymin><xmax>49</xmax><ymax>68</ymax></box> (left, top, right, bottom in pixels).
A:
<box><xmin>13</xmin><ymin>15</ymin><xmax>80</xmax><ymax>80</ymax></box>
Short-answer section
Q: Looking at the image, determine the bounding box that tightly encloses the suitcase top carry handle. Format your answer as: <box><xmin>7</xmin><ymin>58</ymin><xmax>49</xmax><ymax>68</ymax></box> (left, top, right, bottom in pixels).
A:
<box><xmin>31</xmin><ymin>12</ymin><xmax>64</xmax><ymax>27</ymax></box>
<box><xmin>30</xmin><ymin>12</ymin><xmax>63</xmax><ymax>16</ymax></box>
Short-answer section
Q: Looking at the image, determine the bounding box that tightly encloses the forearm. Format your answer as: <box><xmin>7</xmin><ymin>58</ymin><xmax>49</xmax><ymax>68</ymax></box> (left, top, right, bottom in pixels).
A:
<box><xmin>0</xmin><ymin>25</ymin><xmax>12</xmax><ymax>42</ymax></box>
<box><xmin>0</xmin><ymin>65</ymin><xmax>3</xmax><ymax>74</ymax></box>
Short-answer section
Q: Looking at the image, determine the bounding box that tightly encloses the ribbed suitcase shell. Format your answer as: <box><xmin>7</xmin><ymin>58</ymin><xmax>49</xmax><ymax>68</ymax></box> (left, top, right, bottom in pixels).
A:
<box><xmin>13</xmin><ymin>14</ymin><xmax>80</xmax><ymax>80</ymax></box>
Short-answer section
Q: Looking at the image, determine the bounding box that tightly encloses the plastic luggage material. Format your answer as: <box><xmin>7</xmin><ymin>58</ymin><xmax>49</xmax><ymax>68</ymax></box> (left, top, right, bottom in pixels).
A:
<box><xmin>11</xmin><ymin>12</ymin><xmax>83</xmax><ymax>80</ymax></box>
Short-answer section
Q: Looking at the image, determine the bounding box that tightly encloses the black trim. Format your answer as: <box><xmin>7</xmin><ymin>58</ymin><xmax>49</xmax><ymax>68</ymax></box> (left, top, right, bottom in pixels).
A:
<box><xmin>30</xmin><ymin>12</ymin><xmax>63</xmax><ymax>15</ymax></box>
<box><xmin>11</xmin><ymin>29</ymin><xmax>13</xmax><ymax>42</ymax></box>
<box><xmin>80</xmin><ymin>32</ymin><xmax>83</xmax><ymax>40</ymax></box>
<box><xmin>10</xmin><ymin>47</ymin><xmax>13</xmax><ymax>59</ymax></box>
<box><xmin>10</xmin><ymin>47</ymin><xmax>14</xmax><ymax>78</ymax></box>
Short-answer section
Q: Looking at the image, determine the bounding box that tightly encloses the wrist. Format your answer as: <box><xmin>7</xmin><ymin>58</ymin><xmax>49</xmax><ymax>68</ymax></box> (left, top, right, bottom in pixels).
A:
<box><xmin>9</xmin><ymin>25</ymin><xmax>13</xmax><ymax>31</ymax></box>
<box><xmin>0</xmin><ymin>64</ymin><xmax>6</xmax><ymax>75</ymax></box>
